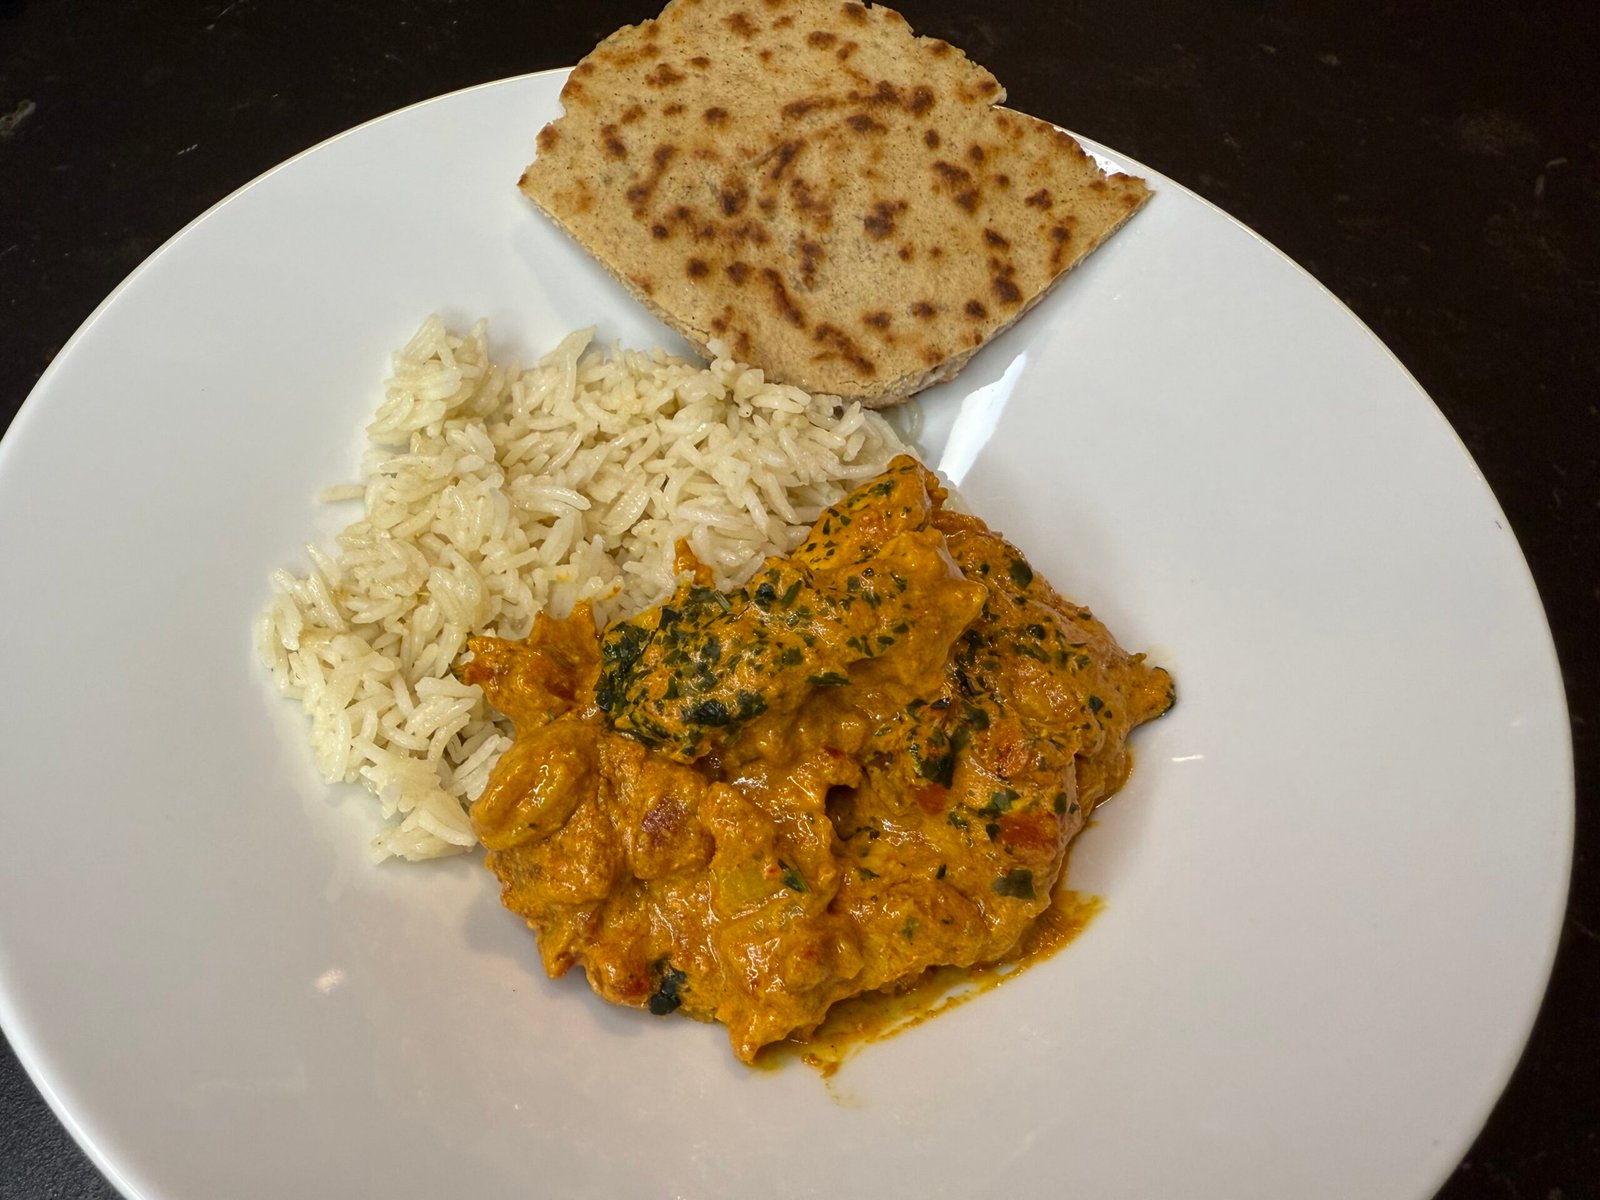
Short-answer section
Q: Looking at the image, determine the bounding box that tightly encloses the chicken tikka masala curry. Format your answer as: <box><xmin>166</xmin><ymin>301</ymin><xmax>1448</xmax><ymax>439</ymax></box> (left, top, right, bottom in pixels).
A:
<box><xmin>460</xmin><ymin>456</ymin><xmax>1173</xmax><ymax>1061</ymax></box>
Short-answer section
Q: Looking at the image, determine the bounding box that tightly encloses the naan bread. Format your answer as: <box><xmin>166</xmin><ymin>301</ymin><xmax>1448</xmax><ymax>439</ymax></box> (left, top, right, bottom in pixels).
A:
<box><xmin>520</xmin><ymin>0</ymin><xmax>1149</xmax><ymax>407</ymax></box>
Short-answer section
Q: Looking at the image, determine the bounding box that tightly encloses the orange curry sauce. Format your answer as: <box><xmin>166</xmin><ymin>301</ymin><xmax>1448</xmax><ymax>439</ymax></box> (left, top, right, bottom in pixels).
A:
<box><xmin>460</xmin><ymin>457</ymin><xmax>1172</xmax><ymax>1065</ymax></box>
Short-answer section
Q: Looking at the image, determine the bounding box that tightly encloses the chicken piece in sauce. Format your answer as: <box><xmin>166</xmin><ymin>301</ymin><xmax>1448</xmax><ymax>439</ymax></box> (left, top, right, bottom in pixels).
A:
<box><xmin>460</xmin><ymin>456</ymin><xmax>1174</xmax><ymax>1061</ymax></box>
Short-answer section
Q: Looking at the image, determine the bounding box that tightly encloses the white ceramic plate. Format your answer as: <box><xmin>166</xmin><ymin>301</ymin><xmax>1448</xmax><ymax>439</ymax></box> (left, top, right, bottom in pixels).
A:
<box><xmin>0</xmin><ymin>71</ymin><xmax>1572</xmax><ymax>1200</ymax></box>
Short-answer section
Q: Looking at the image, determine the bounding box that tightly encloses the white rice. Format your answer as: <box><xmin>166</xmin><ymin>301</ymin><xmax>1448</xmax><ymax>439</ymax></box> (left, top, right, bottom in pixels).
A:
<box><xmin>257</xmin><ymin>316</ymin><xmax>914</xmax><ymax>862</ymax></box>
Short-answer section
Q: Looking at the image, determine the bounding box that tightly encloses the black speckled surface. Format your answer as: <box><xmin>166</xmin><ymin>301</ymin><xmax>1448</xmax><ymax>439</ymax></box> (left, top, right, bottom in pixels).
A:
<box><xmin>1</xmin><ymin>2</ymin><xmax>1595</xmax><ymax>1197</ymax></box>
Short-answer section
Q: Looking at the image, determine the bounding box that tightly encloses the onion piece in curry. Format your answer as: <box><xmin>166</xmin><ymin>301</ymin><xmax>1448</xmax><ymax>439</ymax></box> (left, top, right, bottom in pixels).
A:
<box><xmin>459</xmin><ymin>455</ymin><xmax>1174</xmax><ymax>1062</ymax></box>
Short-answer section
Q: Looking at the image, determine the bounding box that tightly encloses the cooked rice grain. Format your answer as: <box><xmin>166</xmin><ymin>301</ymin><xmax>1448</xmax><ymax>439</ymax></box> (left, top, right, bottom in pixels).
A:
<box><xmin>258</xmin><ymin>316</ymin><xmax>913</xmax><ymax>861</ymax></box>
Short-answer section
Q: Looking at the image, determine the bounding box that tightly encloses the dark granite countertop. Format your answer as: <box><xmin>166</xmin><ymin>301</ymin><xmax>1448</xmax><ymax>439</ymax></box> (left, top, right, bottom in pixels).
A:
<box><xmin>2</xmin><ymin>2</ymin><xmax>1594</xmax><ymax>1196</ymax></box>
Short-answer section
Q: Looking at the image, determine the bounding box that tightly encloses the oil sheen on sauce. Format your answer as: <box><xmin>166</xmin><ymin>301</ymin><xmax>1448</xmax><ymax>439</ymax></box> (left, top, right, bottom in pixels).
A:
<box><xmin>760</xmin><ymin>882</ymin><xmax>1104</xmax><ymax>1078</ymax></box>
